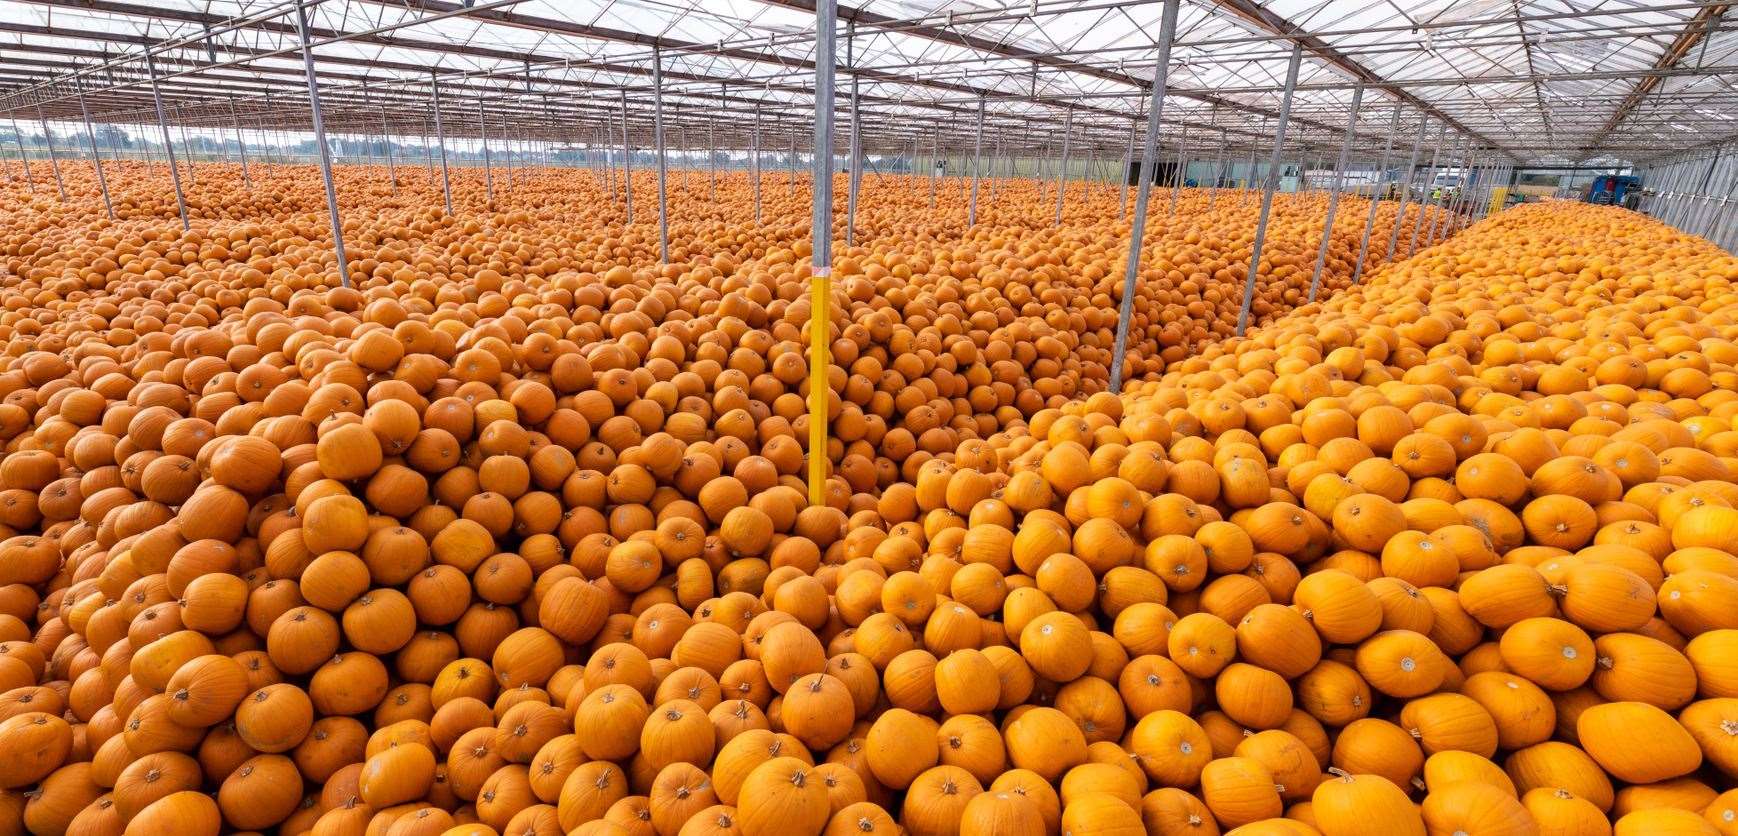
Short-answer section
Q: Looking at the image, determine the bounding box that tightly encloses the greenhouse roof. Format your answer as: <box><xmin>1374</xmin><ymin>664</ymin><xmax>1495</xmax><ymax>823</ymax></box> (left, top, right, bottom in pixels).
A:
<box><xmin>0</xmin><ymin>0</ymin><xmax>1732</xmax><ymax>165</ymax></box>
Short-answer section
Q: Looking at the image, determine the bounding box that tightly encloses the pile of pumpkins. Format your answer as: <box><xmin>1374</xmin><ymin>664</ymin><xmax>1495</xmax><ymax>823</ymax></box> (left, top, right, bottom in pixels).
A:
<box><xmin>5</xmin><ymin>162</ymin><xmax>1691</xmax><ymax>835</ymax></box>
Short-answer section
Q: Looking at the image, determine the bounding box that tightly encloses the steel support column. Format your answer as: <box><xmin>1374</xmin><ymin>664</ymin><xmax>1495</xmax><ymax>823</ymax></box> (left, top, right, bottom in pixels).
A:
<box><xmin>480</xmin><ymin>102</ymin><xmax>495</xmax><ymax>205</ymax></box>
<box><xmin>652</xmin><ymin>47</ymin><xmax>669</xmax><ymax>263</ymax></box>
<box><xmin>430</xmin><ymin>74</ymin><xmax>453</xmax><ymax>216</ymax></box>
<box><xmin>1385</xmin><ymin>119</ymin><xmax>1432</xmax><ymax>261</ymax></box>
<box><xmin>753</xmin><ymin>105</ymin><xmax>762</xmax><ymax>224</ymax></box>
<box><xmin>1235</xmin><ymin>42</ymin><xmax>1304</xmax><ymax>337</ymax></box>
<box><xmin>1309</xmin><ymin>80</ymin><xmax>1364</xmax><ymax>302</ymax></box>
<box><xmin>1352</xmin><ymin>104</ymin><xmax>1404</xmax><ymax>284</ymax></box>
<box><xmin>1168</xmin><ymin>122</ymin><xmax>1187</xmax><ymax>216</ymax></box>
<box><xmin>292</xmin><ymin>0</ymin><xmax>350</xmax><ymax>287</ymax></box>
<box><xmin>968</xmin><ymin>95</ymin><xmax>985</xmax><ymax>226</ymax></box>
<box><xmin>144</xmin><ymin>52</ymin><xmax>189</xmax><ymax>231</ymax></box>
<box><xmin>1108</xmin><ymin>0</ymin><xmax>1180</xmax><ymax>394</ymax></box>
<box><xmin>6</xmin><ymin>115</ymin><xmax>31</xmax><ymax>192</ymax></box>
<box><xmin>809</xmin><ymin>0</ymin><xmax>839</xmax><ymax>506</ymax></box>
<box><xmin>230</xmin><ymin>99</ymin><xmax>250</xmax><ymax>189</ymax></box>
<box><xmin>381</xmin><ymin>109</ymin><xmax>397</xmax><ymax>193</ymax></box>
<box><xmin>36</xmin><ymin>107</ymin><xmax>64</xmax><ymax>200</ymax></box>
<box><xmin>1121</xmin><ymin>115</ymin><xmax>1137</xmax><ymax>220</ymax></box>
<box><xmin>620</xmin><ymin>90</ymin><xmax>633</xmax><ymax>223</ymax></box>
<box><xmin>1410</xmin><ymin>131</ymin><xmax>1452</xmax><ymax>253</ymax></box>
<box><xmin>1055</xmin><ymin>108</ymin><xmax>1074</xmax><ymax>226</ymax></box>
<box><xmin>1207</xmin><ymin>129</ymin><xmax>1226</xmax><ymax>211</ymax></box>
<box><xmin>74</xmin><ymin>75</ymin><xmax>113</xmax><ymax>221</ymax></box>
<box><xmin>846</xmin><ymin>21</ymin><xmax>863</xmax><ymax>246</ymax></box>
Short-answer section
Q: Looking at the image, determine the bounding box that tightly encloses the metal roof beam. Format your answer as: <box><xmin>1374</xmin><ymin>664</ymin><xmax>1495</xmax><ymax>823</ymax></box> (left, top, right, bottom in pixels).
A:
<box><xmin>1587</xmin><ymin>3</ymin><xmax>1731</xmax><ymax>148</ymax></box>
<box><xmin>1205</xmin><ymin>0</ymin><xmax>1515</xmax><ymax>160</ymax></box>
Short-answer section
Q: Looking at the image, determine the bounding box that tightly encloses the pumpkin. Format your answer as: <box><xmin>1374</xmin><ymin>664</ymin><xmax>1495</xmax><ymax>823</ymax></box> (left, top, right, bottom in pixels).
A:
<box><xmin>1612</xmin><ymin>808</ymin><xmax>1721</xmax><ymax>836</ymax></box>
<box><xmin>1310</xmin><ymin>771</ymin><xmax>1424</xmax><ymax>836</ymax></box>
<box><xmin>1214</xmin><ymin>663</ymin><xmax>1293</xmax><ymax>730</ymax></box>
<box><xmin>1421</xmin><ymin>782</ymin><xmax>1536</xmax><ymax>836</ymax></box>
<box><xmin>826</xmin><ymin>801</ymin><xmax>899</xmax><ymax>835</ymax></box>
<box><xmin>1018</xmin><ymin>612</ymin><xmax>1092</xmax><ymax>683</ymax></box>
<box><xmin>1460</xmin><ymin>671</ymin><xmax>1557</xmax><ymax>751</ymax></box>
<box><xmin>1590</xmin><ymin>633</ymin><xmax>1696</xmax><ymax>710</ymax></box>
<box><xmin>1677</xmin><ymin>698</ymin><xmax>1738</xmax><ymax>776</ymax></box>
<box><xmin>1234</xmin><ymin>604</ymin><xmax>1320</xmax><ymax>679</ymax></box>
<box><xmin>122</xmin><ymin>791</ymin><xmax>220</xmax><ymax>836</ymax></box>
<box><xmin>217</xmin><ymin>753</ymin><xmax>304</xmax><ymax>829</ymax></box>
<box><xmin>736</xmin><ymin>757</ymin><xmax>830</xmax><ymax>836</ymax></box>
<box><xmin>900</xmin><ymin>765</ymin><xmax>984</xmax><ymax>836</ymax></box>
<box><xmin>1233</xmin><ymin>731</ymin><xmax>1319</xmax><ymax>802</ymax></box>
<box><xmin>1004</xmin><ymin>707</ymin><xmax>1088</xmax><ymax>782</ymax></box>
<box><xmin>1577</xmin><ymin>701</ymin><xmax>1702</xmax><ymax>783</ymax></box>
<box><xmin>1136</xmin><ymin>787</ymin><xmax>1215</xmax><ymax>835</ymax></box>
<box><xmin>1421</xmin><ymin>750</ymin><xmax>1517</xmax><ymax>796</ymax></box>
<box><xmin>1398</xmin><ymin>693</ymin><xmax>1499</xmax><ymax>758</ymax></box>
<box><xmin>960</xmin><ymin>790</ymin><xmax>1044</xmax><ymax>836</ymax></box>
<box><xmin>1199</xmin><ymin>756</ymin><xmax>1281</xmax><ymax>829</ymax></box>
<box><xmin>1058</xmin><ymin>792</ymin><xmax>1144</xmax><ymax>836</ymax></box>
<box><xmin>0</xmin><ymin>712</ymin><xmax>73</xmax><ymax>788</ymax></box>
<box><xmin>1353</xmin><ymin>630</ymin><xmax>1447</xmax><ymax>698</ymax></box>
<box><xmin>1521</xmin><ymin>788</ymin><xmax>1610</xmax><ymax>836</ymax></box>
<box><xmin>1499</xmin><ymin>617</ymin><xmax>1596</xmax><ymax>691</ymax></box>
<box><xmin>1330</xmin><ymin>719</ymin><xmax>1423</xmax><ymax>789</ymax></box>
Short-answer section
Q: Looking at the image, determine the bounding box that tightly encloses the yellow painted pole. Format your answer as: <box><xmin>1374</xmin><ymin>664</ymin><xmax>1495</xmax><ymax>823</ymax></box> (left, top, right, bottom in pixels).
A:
<box><xmin>808</xmin><ymin>0</ymin><xmax>836</xmax><ymax>508</ymax></box>
<box><xmin>808</xmin><ymin>267</ymin><xmax>829</xmax><ymax>506</ymax></box>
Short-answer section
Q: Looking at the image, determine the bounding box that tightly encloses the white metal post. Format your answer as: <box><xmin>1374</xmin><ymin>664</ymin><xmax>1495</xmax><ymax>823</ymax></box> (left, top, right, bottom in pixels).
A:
<box><xmin>1308</xmin><ymin>81</ymin><xmax>1364</xmax><ymax>302</ymax></box>
<box><xmin>74</xmin><ymin>75</ymin><xmax>114</xmax><ymax>221</ymax></box>
<box><xmin>1352</xmin><ymin>104</ymin><xmax>1404</xmax><ymax>284</ymax></box>
<box><xmin>430</xmin><ymin>74</ymin><xmax>453</xmax><ymax>216</ymax></box>
<box><xmin>846</xmin><ymin>21</ymin><xmax>863</xmax><ymax>246</ymax></box>
<box><xmin>1235</xmin><ymin>42</ymin><xmax>1303</xmax><ymax>337</ymax></box>
<box><xmin>479</xmin><ymin>102</ymin><xmax>495</xmax><ymax>204</ymax></box>
<box><xmin>381</xmin><ymin>109</ymin><xmax>397</xmax><ymax>194</ymax></box>
<box><xmin>1055</xmin><ymin>108</ymin><xmax>1073</xmax><ymax>226</ymax></box>
<box><xmin>652</xmin><ymin>47</ymin><xmax>669</xmax><ymax>263</ymax></box>
<box><xmin>292</xmin><ymin>0</ymin><xmax>350</xmax><ymax>287</ymax></box>
<box><xmin>36</xmin><ymin>107</ymin><xmax>65</xmax><ymax>200</ymax></box>
<box><xmin>1108</xmin><ymin>0</ymin><xmax>1180</xmax><ymax>393</ymax></box>
<box><xmin>620</xmin><ymin>90</ymin><xmax>633</xmax><ymax>223</ymax></box>
<box><xmin>144</xmin><ymin>53</ymin><xmax>189</xmax><ymax>230</ymax></box>
<box><xmin>228</xmin><ymin>100</ymin><xmax>251</xmax><ymax>188</ymax></box>
<box><xmin>809</xmin><ymin>0</ymin><xmax>838</xmax><ymax>505</ymax></box>
<box><xmin>1385</xmin><ymin>118</ymin><xmax>1432</xmax><ymax>261</ymax></box>
<box><xmin>968</xmin><ymin>95</ymin><xmax>985</xmax><ymax>226</ymax></box>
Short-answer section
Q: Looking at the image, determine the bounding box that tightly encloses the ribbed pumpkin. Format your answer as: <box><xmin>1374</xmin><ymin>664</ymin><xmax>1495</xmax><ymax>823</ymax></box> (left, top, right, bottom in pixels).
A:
<box><xmin>736</xmin><ymin>757</ymin><xmax>830</xmax><ymax>836</ymax></box>
<box><xmin>1311</xmin><ymin>771</ymin><xmax>1424</xmax><ymax>836</ymax></box>
<box><xmin>1577</xmin><ymin>701</ymin><xmax>1702</xmax><ymax>783</ymax></box>
<box><xmin>1677</xmin><ymin>698</ymin><xmax>1738</xmax><ymax>776</ymax></box>
<box><xmin>1354</xmin><ymin>630</ymin><xmax>1447</xmax><ymax>698</ymax></box>
<box><xmin>1399</xmin><ymin>693</ymin><xmax>1499</xmax><ymax>758</ymax></box>
<box><xmin>1460</xmin><ymin>671</ymin><xmax>1556</xmax><ymax>751</ymax></box>
<box><xmin>1004</xmin><ymin>707</ymin><xmax>1087</xmax><ymax>783</ymax></box>
<box><xmin>1505</xmin><ymin>741</ymin><xmax>1615</xmax><ymax>812</ymax></box>
<box><xmin>1499</xmin><ymin>617</ymin><xmax>1596</xmax><ymax>691</ymax></box>
<box><xmin>1521</xmin><ymin>788</ymin><xmax>1610</xmax><ymax>836</ymax></box>
<box><xmin>959</xmin><ymin>790</ymin><xmax>1044</xmax><ymax>836</ymax></box>
<box><xmin>123</xmin><ymin>791</ymin><xmax>220</xmax><ymax>836</ymax></box>
<box><xmin>1421</xmin><ymin>782</ymin><xmax>1536</xmax><ymax>836</ymax></box>
<box><xmin>1590</xmin><ymin>633</ymin><xmax>1696</xmax><ymax>710</ymax></box>
<box><xmin>1198</xmin><ymin>756</ymin><xmax>1281</xmax><ymax>829</ymax></box>
<box><xmin>1331</xmin><ymin>719</ymin><xmax>1424</xmax><ymax>789</ymax></box>
<box><xmin>1058</xmin><ymin>792</ymin><xmax>1144</xmax><ymax>836</ymax></box>
<box><xmin>1421</xmin><ymin>750</ymin><xmax>1517</xmax><ymax>796</ymax></box>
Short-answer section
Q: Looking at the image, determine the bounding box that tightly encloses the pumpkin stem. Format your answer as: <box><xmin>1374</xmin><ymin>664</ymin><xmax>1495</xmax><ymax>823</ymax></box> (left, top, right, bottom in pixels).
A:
<box><xmin>1548</xmin><ymin>583</ymin><xmax>1568</xmax><ymax>596</ymax></box>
